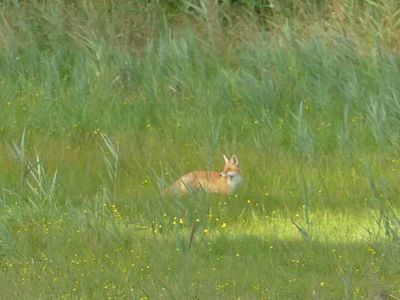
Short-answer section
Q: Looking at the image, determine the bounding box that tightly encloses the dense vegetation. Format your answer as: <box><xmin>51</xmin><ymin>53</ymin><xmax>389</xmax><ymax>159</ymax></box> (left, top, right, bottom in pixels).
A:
<box><xmin>1</xmin><ymin>0</ymin><xmax>400</xmax><ymax>298</ymax></box>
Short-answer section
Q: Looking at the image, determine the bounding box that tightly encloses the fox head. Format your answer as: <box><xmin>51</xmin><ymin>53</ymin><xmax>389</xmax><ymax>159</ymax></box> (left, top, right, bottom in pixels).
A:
<box><xmin>220</xmin><ymin>154</ymin><xmax>241</xmax><ymax>179</ymax></box>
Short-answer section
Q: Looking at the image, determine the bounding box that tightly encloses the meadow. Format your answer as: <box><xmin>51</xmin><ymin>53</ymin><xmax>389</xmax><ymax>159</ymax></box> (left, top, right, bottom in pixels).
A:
<box><xmin>0</xmin><ymin>0</ymin><xmax>400</xmax><ymax>298</ymax></box>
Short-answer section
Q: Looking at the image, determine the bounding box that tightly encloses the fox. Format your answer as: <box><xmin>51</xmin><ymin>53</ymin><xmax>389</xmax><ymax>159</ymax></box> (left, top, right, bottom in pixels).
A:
<box><xmin>164</xmin><ymin>154</ymin><xmax>242</xmax><ymax>196</ymax></box>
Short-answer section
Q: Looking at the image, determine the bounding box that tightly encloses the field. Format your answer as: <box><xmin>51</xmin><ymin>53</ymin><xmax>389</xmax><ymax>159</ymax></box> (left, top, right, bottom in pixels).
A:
<box><xmin>1</xmin><ymin>0</ymin><xmax>400</xmax><ymax>298</ymax></box>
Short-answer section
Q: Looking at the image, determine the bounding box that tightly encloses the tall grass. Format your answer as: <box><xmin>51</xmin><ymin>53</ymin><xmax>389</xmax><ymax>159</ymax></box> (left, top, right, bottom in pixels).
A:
<box><xmin>0</xmin><ymin>0</ymin><xmax>400</xmax><ymax>298</ymax></box>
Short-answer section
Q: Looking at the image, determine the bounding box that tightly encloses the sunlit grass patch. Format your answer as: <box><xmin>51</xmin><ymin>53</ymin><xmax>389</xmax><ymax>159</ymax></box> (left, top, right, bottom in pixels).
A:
<box><xmin>2</xmin><ymin>199</ymin><xmax>398</xmax><ymax>299</ymax></box>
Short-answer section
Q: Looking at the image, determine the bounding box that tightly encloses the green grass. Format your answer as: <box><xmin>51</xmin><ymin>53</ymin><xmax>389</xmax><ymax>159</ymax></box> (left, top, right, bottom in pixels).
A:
<box><xmin>1</xmin><ymin>0</ymin><xmax>400</xmax><ymax>298</ymax></box>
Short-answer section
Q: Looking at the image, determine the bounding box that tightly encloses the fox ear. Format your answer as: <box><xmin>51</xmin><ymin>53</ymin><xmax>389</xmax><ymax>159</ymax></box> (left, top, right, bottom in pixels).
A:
<box><xmin>223</xmin><ymin>154</ymin><xmax>230</xmax><ymax>164</ymax></box>
<box><xmin>231</xmin><ymin>154</ymin><xmax>239</xmax><ymax>166</ymax></box>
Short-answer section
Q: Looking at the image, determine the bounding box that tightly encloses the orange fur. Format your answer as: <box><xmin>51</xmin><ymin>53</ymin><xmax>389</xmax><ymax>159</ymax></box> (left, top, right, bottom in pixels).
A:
<box><xmin>164</xmin><ymin>154</ymin><xmax>242</xmax><ymax>196</ymax></box>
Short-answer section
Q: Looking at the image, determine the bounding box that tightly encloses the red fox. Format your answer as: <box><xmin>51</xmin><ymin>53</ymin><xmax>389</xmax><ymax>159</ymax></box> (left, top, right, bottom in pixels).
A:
<box><xmin>164</xmin><ymin>154</ymin><xmax>242</xmax><ymax>196</ymax></box>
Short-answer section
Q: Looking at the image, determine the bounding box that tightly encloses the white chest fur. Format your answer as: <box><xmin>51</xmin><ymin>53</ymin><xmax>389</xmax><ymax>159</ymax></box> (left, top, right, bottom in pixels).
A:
<box><xmin>227</xmin><ymin>172</ymin><xmax>243</xmax><ymax>194</ymax></box>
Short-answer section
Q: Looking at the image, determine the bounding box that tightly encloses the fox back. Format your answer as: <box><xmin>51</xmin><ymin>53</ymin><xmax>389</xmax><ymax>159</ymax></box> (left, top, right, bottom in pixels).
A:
<box><xmin>164</xmin><ymin>154</ymin><xmax>242</xmax><ymax>196</ymax></box>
